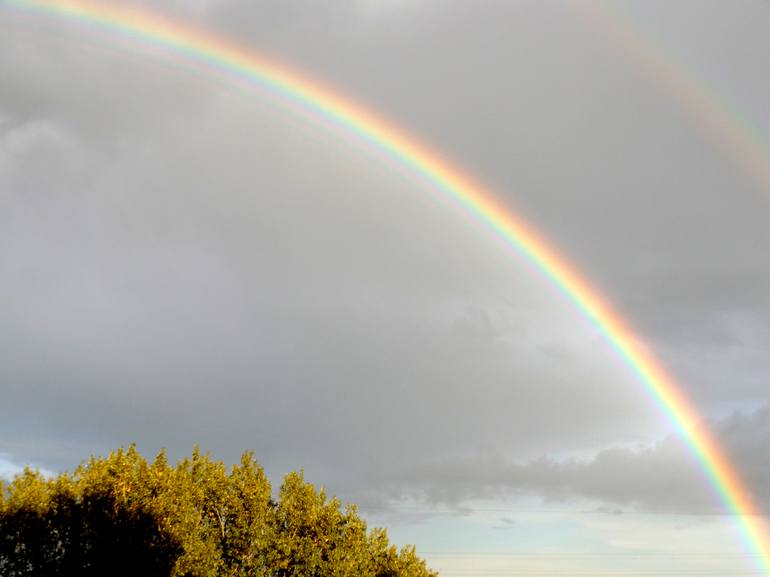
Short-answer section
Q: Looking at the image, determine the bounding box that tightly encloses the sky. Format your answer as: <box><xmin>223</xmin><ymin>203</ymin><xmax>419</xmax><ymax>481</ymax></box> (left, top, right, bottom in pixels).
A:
<box><xmin>1</xmin><ymin>0</ymin><xmax>769</xmax><ymax>575</ymax></box>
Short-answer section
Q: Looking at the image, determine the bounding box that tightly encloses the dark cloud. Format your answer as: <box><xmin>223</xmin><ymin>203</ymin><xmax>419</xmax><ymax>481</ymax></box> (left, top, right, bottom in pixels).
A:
<box><xmin>395</xmin><ymin>404</ymin><xmax>770</xmax><ymax>514</ymax></box>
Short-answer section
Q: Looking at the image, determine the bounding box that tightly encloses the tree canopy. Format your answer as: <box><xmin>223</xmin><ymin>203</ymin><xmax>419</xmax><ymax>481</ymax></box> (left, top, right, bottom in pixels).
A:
<box><xmin>0</xmin><ymin>446</ymin><xmax>437</xmax><ymax>577</ymax></box>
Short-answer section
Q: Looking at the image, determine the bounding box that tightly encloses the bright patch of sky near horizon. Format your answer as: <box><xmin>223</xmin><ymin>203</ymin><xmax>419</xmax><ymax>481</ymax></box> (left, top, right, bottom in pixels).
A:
<box><xmin>1</xmin><ymin>1</ymin><xmax>769</xmax><ymax>575</ymax></box>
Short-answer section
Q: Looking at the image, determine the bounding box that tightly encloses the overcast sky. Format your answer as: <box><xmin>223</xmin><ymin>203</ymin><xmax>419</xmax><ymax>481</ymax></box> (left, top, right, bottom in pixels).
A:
<box><xmin>1</xmin><ymin>1</ymin><xmax>769</xmax><ymax>575</ymax></box>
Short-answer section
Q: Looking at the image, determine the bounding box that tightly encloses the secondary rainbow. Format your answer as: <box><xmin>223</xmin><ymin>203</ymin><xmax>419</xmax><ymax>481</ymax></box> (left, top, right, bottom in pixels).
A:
<box><xmin>576</xmin><ymin>1</ymin><xmax>770</xmax><ymax>199</ymax></box>
<box><xmin>5</xmin><ymin>0</ymin><xmax>769</xmax><ymax>571</ymax></box>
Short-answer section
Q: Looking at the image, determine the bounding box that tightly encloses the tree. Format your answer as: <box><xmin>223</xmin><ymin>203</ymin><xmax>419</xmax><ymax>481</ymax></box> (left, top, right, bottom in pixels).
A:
<box><xmin>0</xmin><ymin>446</ymin><xmax>437</xmax><ymax>577</ymax></box>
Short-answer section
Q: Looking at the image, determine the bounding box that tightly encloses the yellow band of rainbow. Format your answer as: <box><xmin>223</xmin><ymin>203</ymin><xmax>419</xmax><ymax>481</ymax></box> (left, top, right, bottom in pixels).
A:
<box><xmin>4</xmin><ymin>0</ymin><xmax>768</xmax><ymax>571</ymax></box>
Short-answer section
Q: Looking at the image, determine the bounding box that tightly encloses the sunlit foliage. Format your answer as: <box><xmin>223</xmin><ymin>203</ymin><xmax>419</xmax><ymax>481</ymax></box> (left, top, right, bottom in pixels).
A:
<box><xmin>0</xmin><ymin>446</ymin><xmax>436</xmax><ymax>577</ymax></box>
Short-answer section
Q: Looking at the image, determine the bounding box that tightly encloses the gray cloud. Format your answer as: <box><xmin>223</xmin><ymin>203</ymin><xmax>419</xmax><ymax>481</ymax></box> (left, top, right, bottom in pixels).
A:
<box><xmin>396</xmin><ymin>404</ymin><xmax>770</xmax><ymax>514</ymax></box>
<box><xmin>1</xmin><ymin>0</ymin><xmax>769</xmax><ymax>524</ymax></box>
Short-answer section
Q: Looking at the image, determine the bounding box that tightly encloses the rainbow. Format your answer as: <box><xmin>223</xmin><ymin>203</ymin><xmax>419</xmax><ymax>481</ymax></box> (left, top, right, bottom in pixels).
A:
<box><xmin>4</xmin><ymin>0</ymin><xmax>769</xmax><ymax>571</ymax></box>
<box><xmin>576</xmin><ymin>1</ymin><xmax>770</xmax><ymax>199</ymax></box>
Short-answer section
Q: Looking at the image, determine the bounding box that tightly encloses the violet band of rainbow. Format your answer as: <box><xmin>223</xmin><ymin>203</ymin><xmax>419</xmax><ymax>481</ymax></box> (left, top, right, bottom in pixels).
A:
<box><xmin>4</xmin><ymin>0</ymin><xmax>768</xmax><ymax>571</ymax></box>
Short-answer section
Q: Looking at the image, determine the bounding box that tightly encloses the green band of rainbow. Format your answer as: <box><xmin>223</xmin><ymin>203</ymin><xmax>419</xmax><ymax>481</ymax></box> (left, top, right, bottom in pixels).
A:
<box><xmin>4</xmin><ymin>0</ymin><xmax>768</xmax><ymax>571</ymax></box>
